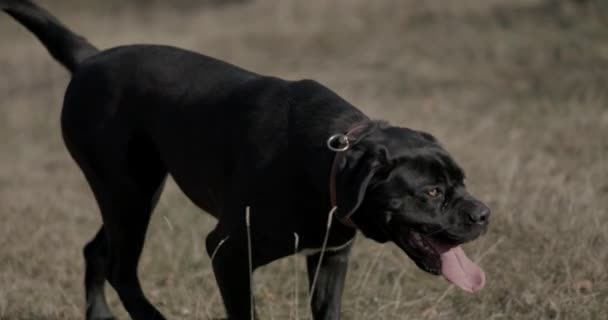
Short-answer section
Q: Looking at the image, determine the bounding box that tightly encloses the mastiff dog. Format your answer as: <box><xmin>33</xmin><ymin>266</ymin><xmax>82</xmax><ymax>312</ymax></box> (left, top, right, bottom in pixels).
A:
<box><xmin>1</xmin><ymin>1</ymin><xmax>490</xmax><ymax>319</ymax></box>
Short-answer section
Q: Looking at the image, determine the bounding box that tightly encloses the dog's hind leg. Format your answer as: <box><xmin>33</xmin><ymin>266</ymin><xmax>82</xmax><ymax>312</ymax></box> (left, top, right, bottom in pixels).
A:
<box><xmin>100</xmin><ymin>178</ymin><xmax>166</xmax><ymax>320</ymax></box>
<box><xmin>83</xmin><ymin>227</ymin><xmax>114</xmax><ymax>320</ymax></box>
<box><xmin>70</xmin><ymin>134</ymin><xmax>168</xmax><ymax>320</ymax></box>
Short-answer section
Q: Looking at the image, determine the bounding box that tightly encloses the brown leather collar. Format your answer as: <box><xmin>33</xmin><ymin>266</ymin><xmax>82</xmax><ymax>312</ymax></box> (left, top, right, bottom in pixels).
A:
<box><xmin>328</xmin><ymin>121</ymin><xmax>372</xmax><ymax>228</ymax></box>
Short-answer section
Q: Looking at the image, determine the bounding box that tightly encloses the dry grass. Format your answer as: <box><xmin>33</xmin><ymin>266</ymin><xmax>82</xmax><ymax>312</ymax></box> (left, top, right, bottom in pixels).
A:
<box><xmin>1</xmin><ymin>0</ymin><xmax>607</xmax><ymax>319</ymax></box>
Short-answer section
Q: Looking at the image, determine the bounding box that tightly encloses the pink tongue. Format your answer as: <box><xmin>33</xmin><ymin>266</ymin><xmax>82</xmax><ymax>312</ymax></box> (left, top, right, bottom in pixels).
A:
<box><xmin>433</xmin><ymin>244</ymin><xmax>485</xmax><ymax>293</ymax></box>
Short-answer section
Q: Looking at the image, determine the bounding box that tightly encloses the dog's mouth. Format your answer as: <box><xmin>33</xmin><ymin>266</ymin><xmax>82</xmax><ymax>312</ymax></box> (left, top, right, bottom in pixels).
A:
<box><xmin>393</xmin><ymin>228</ymin><xmax>486</xmax><ymax>293</ymax></box>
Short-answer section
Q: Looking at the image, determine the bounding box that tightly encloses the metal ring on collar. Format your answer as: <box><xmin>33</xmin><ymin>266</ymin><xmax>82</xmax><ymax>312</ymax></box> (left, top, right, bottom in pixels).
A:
<box><xmin>327</xmin><ymin>133</ymin><xmax>350</xmax><ymax>152</ymax></box>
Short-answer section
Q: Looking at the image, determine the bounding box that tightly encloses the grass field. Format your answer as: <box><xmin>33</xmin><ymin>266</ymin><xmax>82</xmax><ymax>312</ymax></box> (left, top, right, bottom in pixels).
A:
<box><xmin>1</xmin><ymin>0</ymin><xmax>607</xmax><ymax>319</ymax></box>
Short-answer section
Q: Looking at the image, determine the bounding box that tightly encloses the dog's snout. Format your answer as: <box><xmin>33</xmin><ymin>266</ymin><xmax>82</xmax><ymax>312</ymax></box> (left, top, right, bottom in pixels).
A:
<box><xmin>467</xmin><ymin>206</ymin><xmax>490</xmax><ymax>225</ymax></box>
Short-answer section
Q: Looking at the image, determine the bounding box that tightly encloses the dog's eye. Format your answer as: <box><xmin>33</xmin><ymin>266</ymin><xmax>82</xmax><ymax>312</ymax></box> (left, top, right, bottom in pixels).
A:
<box><xmin>388</xmin><ymin>198</ymin><xmax>402</xmax><ymax>209</ymax></box>
<box><xmin>425</xmin><ymin>188</ymin><xmax>442</xmax><ymax>198</ymax></box>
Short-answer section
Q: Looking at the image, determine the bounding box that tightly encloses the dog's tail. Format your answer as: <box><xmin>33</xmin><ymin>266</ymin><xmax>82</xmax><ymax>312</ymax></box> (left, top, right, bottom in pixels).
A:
<box><xmin>1</xmin><ymin>0</ymin><xmax>99</xmax><ymax>73</ymax></box>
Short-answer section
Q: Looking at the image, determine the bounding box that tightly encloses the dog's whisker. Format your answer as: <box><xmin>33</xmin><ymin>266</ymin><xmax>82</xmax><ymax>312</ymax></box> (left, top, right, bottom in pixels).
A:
<box><xmin>423</xmin><ymin>226</ymin><xmax>456</xmax><ymax>237</ymax></box>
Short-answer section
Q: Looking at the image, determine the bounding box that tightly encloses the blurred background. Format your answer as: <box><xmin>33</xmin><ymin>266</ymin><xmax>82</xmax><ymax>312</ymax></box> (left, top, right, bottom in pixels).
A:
<box><xmin>0</xmin><ymin>0</ymin><xmax>607</xmax><ymax>319</ymax></box>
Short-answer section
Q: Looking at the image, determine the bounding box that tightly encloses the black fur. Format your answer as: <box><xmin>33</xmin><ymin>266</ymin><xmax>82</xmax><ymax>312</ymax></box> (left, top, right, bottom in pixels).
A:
<box><xmin>2</xmin><ymin>1</ymin><xmax>489</xmax><ymax>320</ymax></box>
<box><xmin>1</xmin><ymin>0</ymin><xmax>97</xmax><ymax>72</ymax></box>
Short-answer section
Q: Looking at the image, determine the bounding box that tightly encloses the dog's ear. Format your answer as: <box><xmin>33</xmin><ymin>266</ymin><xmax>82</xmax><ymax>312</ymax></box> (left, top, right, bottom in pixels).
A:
<box><xmin>334</xmin><ymin>145</ymin><xmax>388</xmax><ymax>222</ymax></box>
<box><xmin>418</xmin><ymin>130</ymin><xmax>438</xmax><ymax>143</ymax></box>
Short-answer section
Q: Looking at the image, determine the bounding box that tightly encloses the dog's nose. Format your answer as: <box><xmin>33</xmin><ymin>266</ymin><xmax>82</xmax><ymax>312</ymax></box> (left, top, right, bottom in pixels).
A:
<box><xmin>467</xmin><ymin>206</ymin><xmax>490</xmax><ymax>225</ymax></box>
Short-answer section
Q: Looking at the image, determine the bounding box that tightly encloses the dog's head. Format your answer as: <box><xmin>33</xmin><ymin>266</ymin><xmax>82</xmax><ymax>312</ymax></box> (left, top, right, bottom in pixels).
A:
<box><xmin>334</xmin><ymin>123</ymin><xmax>490</xmax><ymax>292</ymax></box>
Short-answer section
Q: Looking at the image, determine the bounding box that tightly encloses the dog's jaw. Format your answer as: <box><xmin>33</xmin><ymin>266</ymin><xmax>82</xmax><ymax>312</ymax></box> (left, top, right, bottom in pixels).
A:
<box><xmin>390</xmin><ymin>225</ymin><xmax>486</xmax><ymax>293</ymax></box>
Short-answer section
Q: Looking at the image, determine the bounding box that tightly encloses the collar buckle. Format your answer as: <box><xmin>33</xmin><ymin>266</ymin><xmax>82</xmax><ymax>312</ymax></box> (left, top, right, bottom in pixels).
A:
<box><xmin>326</xmin><ymin>133</ymin><xmax>351</xmax><ymax>152</ymax></box>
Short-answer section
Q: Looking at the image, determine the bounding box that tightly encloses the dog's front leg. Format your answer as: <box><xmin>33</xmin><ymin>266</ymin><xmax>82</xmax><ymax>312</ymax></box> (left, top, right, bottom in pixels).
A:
<box><xmin>306</xmin><ymin>241</ymin><xmax>353</xmax><ymax>320</ymax></box>
<box><xmin>206</xmin><ymin>229</ymin><xmax>259</xmax><ymax>320</ymax></box>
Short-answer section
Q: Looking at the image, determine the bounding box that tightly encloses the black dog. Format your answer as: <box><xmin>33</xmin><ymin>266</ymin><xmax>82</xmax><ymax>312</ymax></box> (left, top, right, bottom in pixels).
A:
<box><xmin>2</xmin><ymin>1</ymin><xmax>490</xmax><ymax>319</ymax></box>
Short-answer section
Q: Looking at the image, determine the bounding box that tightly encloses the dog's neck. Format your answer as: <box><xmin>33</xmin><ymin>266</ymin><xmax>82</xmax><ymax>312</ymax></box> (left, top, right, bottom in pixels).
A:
<box><xmin>328</xmin><ymin>120</ymin><xmax>375</xmax><ymax>228</ymax></box>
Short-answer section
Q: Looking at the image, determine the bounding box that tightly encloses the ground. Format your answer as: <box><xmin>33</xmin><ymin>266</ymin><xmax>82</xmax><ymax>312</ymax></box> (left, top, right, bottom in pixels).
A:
<box><xmin>0</xmin><ymin>0</ymin><xmax>607</xmax><ymax>319</ymax></box>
